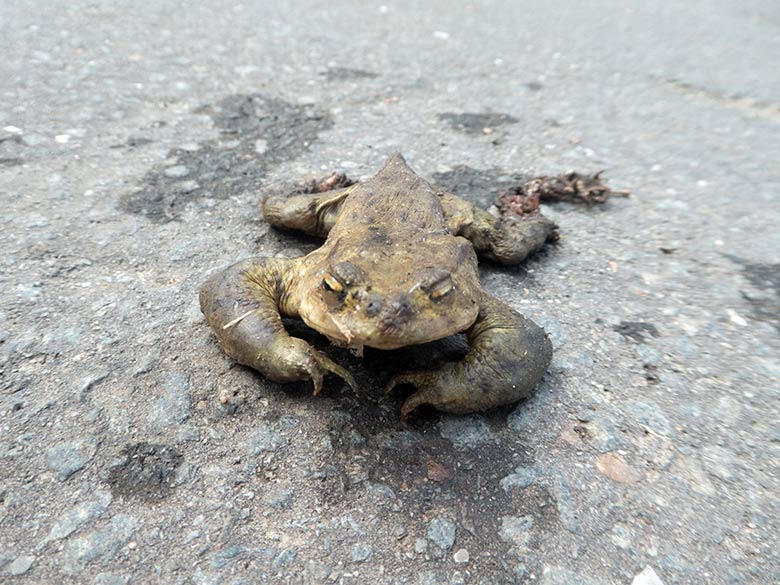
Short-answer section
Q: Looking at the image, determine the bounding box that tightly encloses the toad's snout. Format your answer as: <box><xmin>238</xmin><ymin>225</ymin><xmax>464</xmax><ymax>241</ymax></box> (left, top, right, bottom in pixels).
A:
<box><xmin>378</xmin><ymin>293</ymin><xmax>413</xmax><ymax>332</ymax></box>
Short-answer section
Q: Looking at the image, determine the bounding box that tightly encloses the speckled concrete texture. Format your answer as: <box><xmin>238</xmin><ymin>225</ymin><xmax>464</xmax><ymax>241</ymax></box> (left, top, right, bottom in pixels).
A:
<box><xmin>1</xmin><ymin>1</ymin><xmax>778</xmax><ymax>583</ymax></box>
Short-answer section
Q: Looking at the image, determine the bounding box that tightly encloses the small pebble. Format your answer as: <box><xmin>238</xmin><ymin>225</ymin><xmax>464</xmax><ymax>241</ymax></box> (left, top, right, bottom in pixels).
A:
<box><xmin>632</xmin><ymin>565</ymin><xmax>665</xmax><ymax>585</ymax></box>
<box><xmin>93</xmin><ymin>573</ymin><xmax>131</xmax><ymax>585</ymax></box>
<box><xmin>701</xmin><ymin>445</ymin><xmax>736</xmax><ymax>481</ymax></box>
<box><xmin>174</xmin><ymin>180</ymin><xmax>200</xmax><ymax>193</ymax></box>
<box><xmin>150</xmin><ymin>372</ymin><xmax>191</xmax><ymax>431</ymax></box>
<box><xmin>76</xmin><ymin>372</ymin><xmax>108</xmax><ymax>402</ymax></box>
<box><xmin>9</xmin><ymin>555</ymin><xmax>35</xmax><ymax>575</ymax></box>
<box><xmin>726</xmin><ymin>309</ymin><xmax>747</xmax><ymax>326</ymax></box>
<box><xmin>63</xmin><ymin>515</ymin><xmax>135</xmax><ymax>575</ymax></box>
<box><xmin>500</xmin><ymin>466</ymin><xmax>537</xmax><ymax>491</ymax></box>
<box><xmin>624</xmin><ymin>400</ymin><xmax>675</xmax><ymax>438</ymax></box>
<box><xmin>267</xmin><ymin>487</ymin><xmax>293</xmax><ymax>509</ymax></box>
<box><xmin>246</xmin><ymin>422</ymin><xmax>287</xmax><ymax>455</ymax></box>
<box><xmin>271</xmin><ymin>549</ymin><xmax>297</xmax><ymax>571</ymax></box>
<box><xmin>453</xmin><ymin>548</ymin><xmax>469</xmax><ymax>563</ymax></box>
<box><xmin>674</xmin><ymin>455</ymin><xmax>716</xmax><ymax>496</ymax></box>
<box><xmin>350</xmin><ymin>543</ymin><xmax>372</xmax><ymax>563</ymax></box>
<box><xmin>46</xmin><ymin>491</ymin><xmax>112</xmax><ymax>541</ymax></box>
<box><xmin>427</xmin><ymin>516</ymin><xmax>456</xmax><ymax>549</ymax></box>
<box><xmin>306</xmin><ymin>561</ymin><xmax>332</xmax><ymax>580</ymax></box>
<box><xmin>45</xmin><ymin>437</ymin><xmax>97</xmax><ymax>480</ymax></box>
<box><xmin>596</xmin><ymin>452</ymin><xmax>642</xmax><ymax>484</ymax></box>
<box><xmin>610</xmin><ymin>524</ymin><xmax>633</xmax><ymax>549</ymax></box>
<box><xmin>499</xmin><ymin>516</ymin><xmax>533</xmax><ymax>548</ymax></box>
<box><xmin>164</xmin><ymin>165</ymin><xmax>189</xmax><ymax>178</ymax></box>
<box><xmin>439</xmin><ymin>415</ymin><xmax>492</xmax><ymax>449</ymax></box>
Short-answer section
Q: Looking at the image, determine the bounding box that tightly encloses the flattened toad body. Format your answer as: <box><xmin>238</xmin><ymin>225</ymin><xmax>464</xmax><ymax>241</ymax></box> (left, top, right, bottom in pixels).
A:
<box><xmin>200</xmin><ymin>153</ymin><xmax>620</xmax><ymax>417</ymax></box>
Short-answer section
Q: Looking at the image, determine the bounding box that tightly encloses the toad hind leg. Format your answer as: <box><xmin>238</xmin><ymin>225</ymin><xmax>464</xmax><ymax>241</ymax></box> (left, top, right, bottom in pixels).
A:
<box><xmin>385</xmin><ymin>294</ymin><xmax>552</xmax><ymax>418</ymax></box>
<box><xmin>199</xmin><ymin>257</ymin><xmax>356</xmax><ymax>395</ymax></box>
<box><xmin>438</xmin><ymin>172</ymin><xmax>626</xmax><ymax>265</ymax></box>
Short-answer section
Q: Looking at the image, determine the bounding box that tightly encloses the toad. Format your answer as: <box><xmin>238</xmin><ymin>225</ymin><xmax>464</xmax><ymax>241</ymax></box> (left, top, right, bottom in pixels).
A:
<box><xmin>200</xmin><ymin>153</ymin><xmax>623</xmax><ymax>417</ymax></box>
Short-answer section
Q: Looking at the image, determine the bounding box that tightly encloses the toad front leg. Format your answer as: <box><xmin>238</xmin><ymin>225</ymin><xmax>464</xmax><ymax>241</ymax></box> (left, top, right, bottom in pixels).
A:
<box><xmin>199</xmin><ymin>257</ymin><xmax>356</xmax><ymax>394</ymax></box>
<box><xmin>261</xmin><ymin>172</ymin><xmax>355</xmax><ymax>237</ymax></box>
<box><xmin>385</xmin><ymin>294</ymin><xmax>552</xmax><ymax>418</ymax></box>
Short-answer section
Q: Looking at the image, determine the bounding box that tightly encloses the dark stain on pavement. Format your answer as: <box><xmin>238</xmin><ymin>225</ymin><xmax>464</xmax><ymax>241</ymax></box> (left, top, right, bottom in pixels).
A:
<box><xmin>295</xmin><ymin>327</ymin><xmax>558</xmax><ymax>580</ymax></box>
<box><xmin>433</xmin><ymin>165</ymin><xmax>529</xmax><ymax>208</ymax></box>
<box><xmin>120</xmin><ymin>94</ymin><xmax>334</xmax><ymax>222</ymax></box>
<box><xmin>613</xmin><ymin>321</ymin><xmax>660</xmax><ymax>343</ymax></box>
<box><xmin>316</xmin><ymin>393</ymin><xmax>557</xmax><ymax>580</ymax></box>
<box><xmin>438</xmin><ymin>112</ymin><xmax>519</xmax><ymax>137</ymax></box>
<box><xmin>107</xmin><ymin>442</ymin><xmax>183</xmax><ymax>500</ymax></box>
<box><xmin>320</xmin><ymin>67</ymin><xmax>379</xmax><ymax>81</ymax></box>
<box><xmin>110</xmin><ymin>136</ymin><xmax>154</xmax><ymax>149</ymax></box>
<box><xmin>729</xmin><ymin>256</ymin><xmax>780</xmax><ymax>334</ymax></box>
<box><xmin>0</xmin><ymin>132</ymin><xmax>24</xmax><ymax>167</ymax></box>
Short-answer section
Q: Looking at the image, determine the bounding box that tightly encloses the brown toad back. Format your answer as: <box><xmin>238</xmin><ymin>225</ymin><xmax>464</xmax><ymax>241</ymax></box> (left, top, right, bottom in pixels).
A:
<box><xmin>294</xmin><ymin>155</ymin><xmax>481</xmax><ymax>351</ymax></box>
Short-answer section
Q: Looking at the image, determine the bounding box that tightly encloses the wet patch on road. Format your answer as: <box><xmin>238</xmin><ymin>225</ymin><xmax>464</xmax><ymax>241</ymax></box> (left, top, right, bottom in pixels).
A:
<box><xmin>120</xmin><ymin>94</ymin><xmax>334</xmax><ymax>222</ymax></box>
<box><xmin>107</xmin><ymin>442</ymin><xmax>183</xmax><ymax>500</ymax></box>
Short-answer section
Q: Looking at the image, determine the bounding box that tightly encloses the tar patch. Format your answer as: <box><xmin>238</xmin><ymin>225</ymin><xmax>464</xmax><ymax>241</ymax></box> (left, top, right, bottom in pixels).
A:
<box><xmin>120</xmin><ymin>94</ymin><xmax>334</xmax><ymax>222</ymax></box>
<box><xmin>107</xmin><ymin>442</ymin><xmax>183</xmax><ymax>500</ymax></box>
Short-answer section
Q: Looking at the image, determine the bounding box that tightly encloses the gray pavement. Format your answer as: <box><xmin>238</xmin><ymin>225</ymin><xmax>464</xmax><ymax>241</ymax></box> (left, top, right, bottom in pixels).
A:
<box><xmin>1</xmin><ymin>1</ymin><xmax>779</xmax><ymax>583</ymax></box>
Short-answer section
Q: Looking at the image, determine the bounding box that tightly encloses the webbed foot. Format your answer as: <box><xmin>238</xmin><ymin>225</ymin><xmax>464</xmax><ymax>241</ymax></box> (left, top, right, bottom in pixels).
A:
<box><xmin>264</xmin><ymin>335</ymin><xmax>357</xmax><ymax>396</ymax></box>
<box><xmin>385</xmin><ymin>294</ymin><xmax>552</xmax><ymax>419</ymax></box>
<box><xmin>200</xmin><ymin>257</ymin><xmax>358</xmax><ymax>398</ymax></box>
<box><xmin>384</xmin><ymin>369</ymin><xmax>462</xmax><ymax>420</ymax></box>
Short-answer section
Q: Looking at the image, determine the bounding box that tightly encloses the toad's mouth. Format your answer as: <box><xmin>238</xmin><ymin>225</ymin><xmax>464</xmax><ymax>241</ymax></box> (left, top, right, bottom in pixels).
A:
<box><xmin>302</xmin><ymin>307</ymin><xmax>479</xmax><ymax>352</ymax></box>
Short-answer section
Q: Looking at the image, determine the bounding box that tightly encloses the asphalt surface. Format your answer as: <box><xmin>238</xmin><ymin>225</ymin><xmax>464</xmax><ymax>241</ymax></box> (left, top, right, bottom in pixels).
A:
<box><xmin>1</xmin><ymin>1</ymin><xmax>779</xmax><ymax>584</ymax></box>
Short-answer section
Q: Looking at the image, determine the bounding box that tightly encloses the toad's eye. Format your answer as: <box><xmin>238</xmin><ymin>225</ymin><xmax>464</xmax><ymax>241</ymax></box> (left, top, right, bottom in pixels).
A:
<box><xmin>427</xmin><ymin>276</ymin><xmax>453</xmax><ymax>299</ymax></box>
<box><xmin>331</xmin><ymin>261</ymin><xmax>366</xmax><ymax>286</ymax></box>
<box><xmin>418</xmin><ymin>268</ymin><xmax>453</xmax><ymax>300</ymax></box>
<box><xmin>322</xmin><ymin>273</ymin><xmax>344</xmax><ymax>293</ymax></box>
<box><xmin>322</xmin><ymin>261</ymin><xmax>367</xmax><ymax>294</ymax></box>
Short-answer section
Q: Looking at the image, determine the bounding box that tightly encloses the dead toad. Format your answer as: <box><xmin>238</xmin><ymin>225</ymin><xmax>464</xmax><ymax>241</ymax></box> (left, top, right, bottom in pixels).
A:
<box><xmin>200</xmin><ymin>153</ymin><xmax>624</xmax><ymax>418</ymax></box>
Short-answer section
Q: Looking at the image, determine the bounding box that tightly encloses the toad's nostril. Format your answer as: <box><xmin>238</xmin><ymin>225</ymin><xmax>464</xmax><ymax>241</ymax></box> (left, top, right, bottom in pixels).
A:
<box><xmin>366</xmin><ymin>299</ymin><xmax>383</xmax><ymax>316</ymax></box>
<box><xmin>378</xmin><ymin>293</ymin><xmax>414</xmax><ymax>333</ymax></box>
<box><xmin>390</xmin><ymin>294</ymin><xmax>413</xmax><ymax>317</ymax></box>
